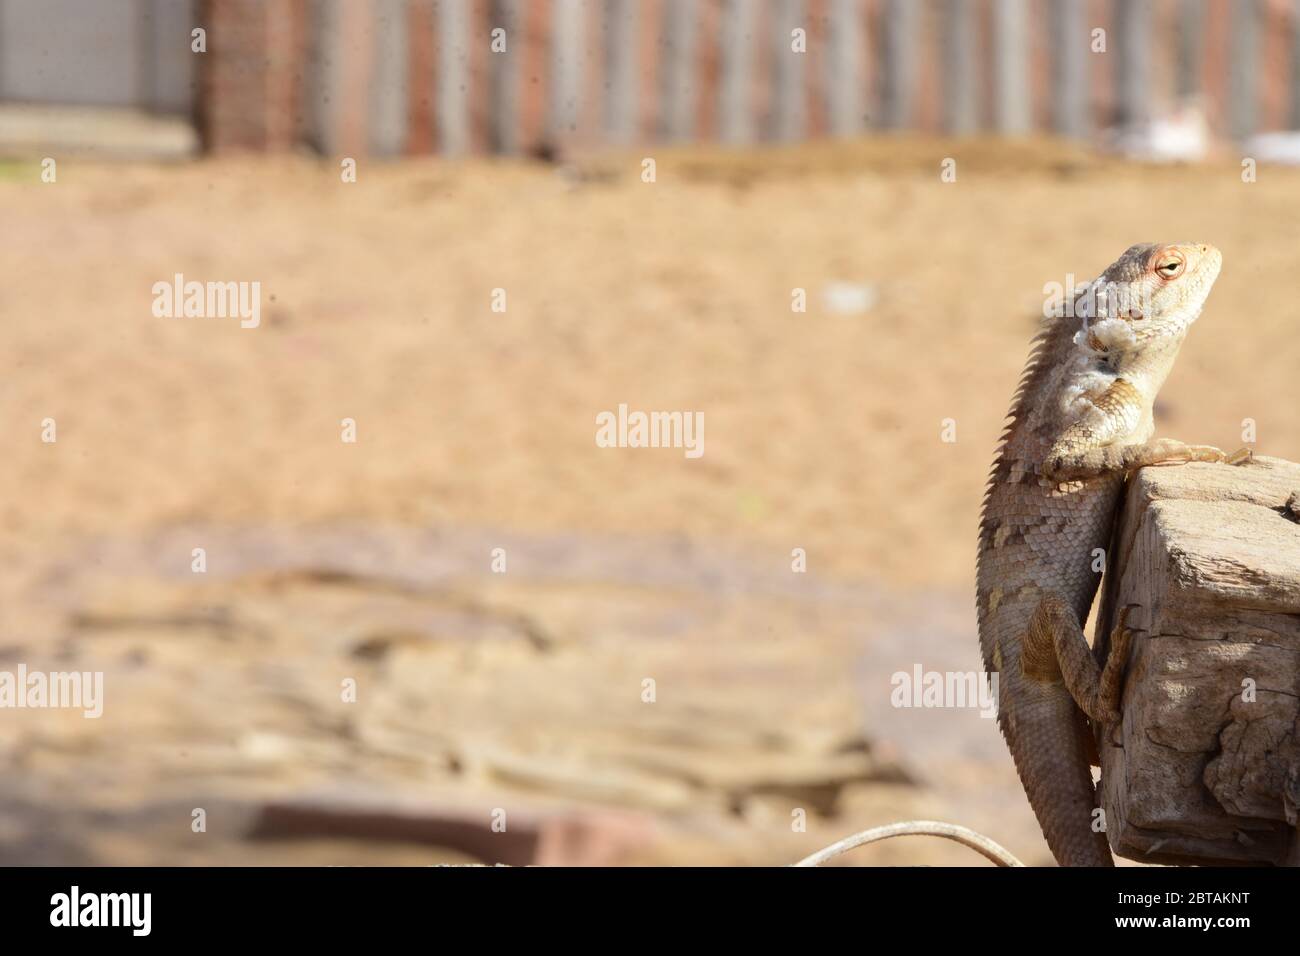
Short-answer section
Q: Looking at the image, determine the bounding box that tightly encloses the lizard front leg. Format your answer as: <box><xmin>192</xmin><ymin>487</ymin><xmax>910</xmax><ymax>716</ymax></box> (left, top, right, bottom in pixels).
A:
<box><xmin>1022</xmin><ymin>593</ymin><xmax>1137</xmax><ymax>729</ymax></box>
<box><xmin>1043</xmin><ymin>437</ymin><xmax>1251</xmax><ymax>484</ymax></box>
<box><xmin>1038</xmin><ymin>377</ymin><xmax>1251</xmax><ymax>484</ymax></box>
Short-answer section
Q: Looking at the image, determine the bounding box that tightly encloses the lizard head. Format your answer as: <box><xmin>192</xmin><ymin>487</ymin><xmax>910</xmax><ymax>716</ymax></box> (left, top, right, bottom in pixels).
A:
<box><xmin>1075</xmin><ymin>242</ymin><xmax>1222</xmax><ymax>354</ymax></box>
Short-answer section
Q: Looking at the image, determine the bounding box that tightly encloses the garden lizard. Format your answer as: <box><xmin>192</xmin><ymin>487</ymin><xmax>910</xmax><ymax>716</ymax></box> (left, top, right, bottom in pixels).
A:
<box><xmin>976</xmin><ymin>242</ymin><xmax>1248</xmax><ymax>866</ymax></box>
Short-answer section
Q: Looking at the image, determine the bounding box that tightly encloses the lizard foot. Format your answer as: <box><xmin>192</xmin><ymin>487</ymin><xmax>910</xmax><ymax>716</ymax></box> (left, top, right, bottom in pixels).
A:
<box><xmin>1098</xmin><ymin>604</ymin><xmax>1143</xmax><ymax>745</ymax></box>
<box><xmin>1159</xmin><ymin>443</ymin><xmax>1226</xmax><ymax>466</ymax></box>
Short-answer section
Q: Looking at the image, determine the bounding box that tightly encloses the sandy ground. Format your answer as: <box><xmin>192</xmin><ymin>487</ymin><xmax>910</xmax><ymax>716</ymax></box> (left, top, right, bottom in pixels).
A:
<box><xmin>0</xmin><ymin>138</ymin><xmax>1297</xmax><ymax>865</ymax></box>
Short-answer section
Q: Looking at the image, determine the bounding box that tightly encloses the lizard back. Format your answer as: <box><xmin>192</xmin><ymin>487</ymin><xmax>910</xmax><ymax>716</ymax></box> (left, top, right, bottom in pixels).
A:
<box><xmin>976</xmin><ymin>309</ymin><xmax>1127</xmax><ymax>866</ymax></box>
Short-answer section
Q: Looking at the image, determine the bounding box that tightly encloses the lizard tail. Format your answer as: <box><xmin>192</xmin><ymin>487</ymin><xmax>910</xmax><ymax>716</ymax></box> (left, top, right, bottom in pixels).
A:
<box><xmin>1005</xmin><ymin>689</ymin><xmax>1114</xmax><ymax>866</ymax></box>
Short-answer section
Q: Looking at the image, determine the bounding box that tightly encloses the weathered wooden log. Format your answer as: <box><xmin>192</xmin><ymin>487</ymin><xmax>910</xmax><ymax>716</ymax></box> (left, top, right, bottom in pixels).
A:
<box><xmin>1096</xmin><ymin>456</ymin><xmax>1300</xmax><ymax>865</ymax></box>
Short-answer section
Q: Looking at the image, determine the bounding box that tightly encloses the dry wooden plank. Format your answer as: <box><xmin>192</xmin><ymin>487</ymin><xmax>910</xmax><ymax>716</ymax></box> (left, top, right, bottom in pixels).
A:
<box><xmin>1228</xmin><ymin>0</ymin><xmax>1259</xmax><ymax>141</ymax></box>
<box><xmin>436</xmin><ymin>0</ymin><xmax>470</xmax><ymax>155</ymax></box>
<box><xmin>825</xmin><ymin>0</ymin><xmax>864</xmax><ymax>137</ymax></box>
<box><xmin>306</xmin><ymin>0</ymin><xmax>345</xmax><ymax>153</ymax></box>
<box><xmin>370</xmin><ymin>0</ymin><xmax>409</xmax><ymax>156</ymax></box>
<box><xmin>603</xmin><ymin>0</ymin><xmax>640</xmax><ymax>143</ymax></box>
<box><xmin>1096</xmin><ymin>456</ymin><xmax>1300</xmax><ymax>865</ymax></box>
<box><xmin>305</xmin><ymin>0</ymin><xmax>373</xmax><ymax>156</ymax></box>
<box><xmin>1176</xmin><ymin>0</ymin><xmax>1208</xmax><ymax>102</ymax></box>
<box><xmin>717</xmin><ymin>0</ymin><xmax>758</xmax><ymax>143</ymax></box>
<box><xmin>1114</xmin><ymin>0</ymin><xmax>1150</xmax><ymax>130</ymax></box>
<box><xmin>1050</xmin><ymin>0</ymin><xmax>1088</xmax><ymax>138</ymax></box>
<box><xmin>1291</xmin><ymin>0</ymin><xmax>1300</xmax><ymax>130</ymax></box>
<box><xmin>659</xmin><ymin>0</ymin><xmax>700</xmax><ymax>142</ymax></box>
<box><xmin>489</xmin><ymin>0</ymin><xmax>523</xmax><ymax>153</ymax></box>
<box><xmin>942</xmin><ymin>0</ymin><xmax>977</xmax><ymax>134</ymax></box>
<box><xmin>548</xmin><ymin>0</ymin><xmax>586</xmax><ymax>143</ymax></box>
<box><xmin>770</xmin><ymin>0</ymin><xmax>807</xmax><ymax>141</ymax></box>
<box><xmin>879</xmin><ymin>0</ymin><xmax>918</xmax><ymax>129</ymax></box>
<box><xmin>992</xmin><ymin>0</ymin><xmax>1029</xmax><ymax>134</ymax></box>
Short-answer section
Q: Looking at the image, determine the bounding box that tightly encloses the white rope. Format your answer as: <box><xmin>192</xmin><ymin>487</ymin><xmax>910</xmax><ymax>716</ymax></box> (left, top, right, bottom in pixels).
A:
<box><xmin>792</xmin><ymin>820</ymin><xmax>1025</xmax><ymax>868</ymax></box>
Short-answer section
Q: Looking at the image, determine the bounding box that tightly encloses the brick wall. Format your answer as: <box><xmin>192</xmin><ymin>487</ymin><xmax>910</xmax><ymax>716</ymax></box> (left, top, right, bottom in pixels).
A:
<box><xmin>195</xmin><ymin>0</ymin><xmax>1300</xmax><ymax>157</ymax></box>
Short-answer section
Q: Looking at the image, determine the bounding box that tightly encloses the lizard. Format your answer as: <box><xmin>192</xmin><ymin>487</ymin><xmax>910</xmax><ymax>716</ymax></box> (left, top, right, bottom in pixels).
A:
<box><xmin>976</xmin><ymin>242</ymin><xmax>1250</xmax><ymax>866</ymax></box>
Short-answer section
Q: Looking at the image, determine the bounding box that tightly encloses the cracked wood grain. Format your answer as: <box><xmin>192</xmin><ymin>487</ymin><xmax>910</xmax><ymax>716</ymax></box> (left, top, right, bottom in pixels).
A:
<box><xmin>1096</xmin><ymin>456</ymin><xmax>1300</xmax><ymax>865</ymax></box>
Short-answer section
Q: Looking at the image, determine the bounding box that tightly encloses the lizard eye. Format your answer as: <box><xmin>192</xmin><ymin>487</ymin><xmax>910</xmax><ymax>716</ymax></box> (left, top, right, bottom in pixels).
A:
<box><xmin>1154</xmin><ymin>255</ymin><xmax>1185</xmax><ymax>279</ymax></box>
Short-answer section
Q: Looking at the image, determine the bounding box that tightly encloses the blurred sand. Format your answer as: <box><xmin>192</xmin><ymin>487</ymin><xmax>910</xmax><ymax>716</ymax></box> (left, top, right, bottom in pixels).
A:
<box><xmin>0</xmin><ymin>138</ymin><xmax>1297</xmax><ymax>865</ymax></box>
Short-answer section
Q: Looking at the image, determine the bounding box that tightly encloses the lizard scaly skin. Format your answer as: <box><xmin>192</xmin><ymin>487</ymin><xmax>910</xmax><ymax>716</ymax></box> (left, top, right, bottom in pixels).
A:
<box><xmin>976</xmin><ymin>242</ymin><xmax>1244</xmax><ymax>866</ymax></box>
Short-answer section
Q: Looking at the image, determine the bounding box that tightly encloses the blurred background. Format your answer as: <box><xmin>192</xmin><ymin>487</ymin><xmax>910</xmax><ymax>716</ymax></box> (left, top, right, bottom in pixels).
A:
<box><xmin>0</xmin><ymin>0</ymin><xmax>1298</xmax><ymax>866</ymax></box>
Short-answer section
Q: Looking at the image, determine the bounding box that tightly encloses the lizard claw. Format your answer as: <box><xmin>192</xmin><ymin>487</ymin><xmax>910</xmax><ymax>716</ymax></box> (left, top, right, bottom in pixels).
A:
<box><xmin>1115</xmin><ymin>603</ymin><xmax>1143</xmax><ymax>633</ymax></box>
<box><xmin>1097</xmin><ymin>604</ymin><xmax>1142</xmax><ymax>737</ymax></box>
